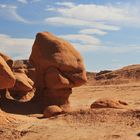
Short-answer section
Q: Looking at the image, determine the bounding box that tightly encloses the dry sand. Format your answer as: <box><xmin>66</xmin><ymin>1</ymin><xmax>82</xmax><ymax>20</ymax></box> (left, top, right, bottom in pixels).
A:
<box><xmin>0</xmin><ymin>82</ymin><xmax>140</xmax><ymax>140</ymax></box>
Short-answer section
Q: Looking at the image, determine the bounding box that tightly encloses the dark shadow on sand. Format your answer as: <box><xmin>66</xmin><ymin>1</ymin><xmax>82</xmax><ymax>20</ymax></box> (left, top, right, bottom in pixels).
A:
<box><xmin>0</xmin><ymin>96</ymin><xmax>42</xmax><ymax>115</ymax></box>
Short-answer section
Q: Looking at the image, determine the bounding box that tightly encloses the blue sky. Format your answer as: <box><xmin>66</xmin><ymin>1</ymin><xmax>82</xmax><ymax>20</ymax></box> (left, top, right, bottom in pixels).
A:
<box><xmin>0</xmin><ymin>0</ymin><xmax>140</xmax><ymax>71</ymax></box>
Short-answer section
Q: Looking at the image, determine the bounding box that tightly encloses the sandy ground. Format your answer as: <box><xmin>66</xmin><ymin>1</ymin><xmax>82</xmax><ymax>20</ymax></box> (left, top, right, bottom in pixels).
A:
<box><xmin>0</xmin><ymin>83</ymin><xmax>140</xmax><ymax>140</ymax></box>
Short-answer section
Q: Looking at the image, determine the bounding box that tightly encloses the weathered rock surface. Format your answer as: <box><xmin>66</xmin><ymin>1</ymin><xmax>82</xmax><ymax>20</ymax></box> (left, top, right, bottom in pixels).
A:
<box><xmin>0</xmin><ymin>55</ymin><xmax>15</xmax><ymax>89</ymax></box>
<box><xmin>90</xmin><ymin>98</ymin><xmax>128</xmax><ymax>109</ymax></box>
<box><xmin>10</xmin><ymin>72</ymin><xmax>34</xmax><ymax>100</ymax></box>
<box><xmin>0</xmin><ymin>53</ymin><xmax>35</xmax><ymax>101</ymax></box>
<box><xmin>29</xmin><ymin>32</ymin><xmax>87</xmax><ymax>112</ymax></box>
<box><xmin>12</xmin><ymin>72</ymin><xmax>33</xmax><ymax>91</ymax></box>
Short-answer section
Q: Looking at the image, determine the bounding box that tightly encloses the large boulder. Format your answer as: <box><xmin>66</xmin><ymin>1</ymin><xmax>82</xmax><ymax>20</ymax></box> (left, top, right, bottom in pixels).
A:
<box><xmin>0</xmin><ymin>55</ymin><xmax>15</xmax><ymax>89</ymax></box>
<box><xmin>29</xmin><ymin>32</ymin><xmax>87</xmax><ymax>112</ymax></box>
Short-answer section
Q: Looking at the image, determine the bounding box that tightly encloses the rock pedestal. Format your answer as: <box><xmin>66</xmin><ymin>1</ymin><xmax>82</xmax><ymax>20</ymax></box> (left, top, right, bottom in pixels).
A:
<box><xmin>29</xmin><ymin>32</ymin><xmax>87</xmax><ymax>112</ymax></box>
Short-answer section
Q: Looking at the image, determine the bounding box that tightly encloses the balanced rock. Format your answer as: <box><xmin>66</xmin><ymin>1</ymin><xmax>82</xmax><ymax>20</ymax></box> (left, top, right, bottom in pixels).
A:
<box><xmin>90</xmin><ymin>98</ymin><xmax>128</xmax><ymax>109</ymax></box>
<box><xmin>29</xmin><ymin>32</ymin><xmax>87</xmax><ymax>112</ymax></box>
<box><xmin>0</xmin><ymin>55</ymin><xmax>15</xmax><ymax>89</ymax></box>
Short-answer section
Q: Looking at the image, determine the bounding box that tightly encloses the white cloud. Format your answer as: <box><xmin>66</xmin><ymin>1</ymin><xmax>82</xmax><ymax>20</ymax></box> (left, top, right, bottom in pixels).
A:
<box><xmin>52</xmin><ymin>3</ymin><xmax>140</xmax><ymax>27</ymax></box>
<box><xmin>45</xmin><ymin>2</ymin><xmax>121</xmax><ymax>53</ymax></box>
<box><xmin>56</xmin><ymin>2</ymin><xmax>75</xmax><ymax>8</ymax></box>
<box><xmin>57</xmin><ymin>4</ymin><xmax>126</xmax><ymax>21</ymax></box>
<box><xmin>45</xmin><ymin>7</ymin><xmax>56</xmax><ymax>12</ymax></box>
<box><xmin>79</xmin><ymin>29</ymin><xmax>107</xmax><ymax>36</ymax></box>
<box><xmin>45</xmin><ymin>17</ymin><xmax>93</xmax><ymax>27</ymax></box>
<box><xmin>59</xmin><ymin>34</ymin><xmax>101</xmax><ymax>45</ymax></box>
<box><xmin>78</xmin><ymin>43</ymin><xmax>140</xmax><ymax>53</ymax></box>
<box><xmin>72</xmin><ymin>43</ymin><xmax>102</xmax><ymax>52</ymax></box>
<box><xmin>0</xmin><ymin>4</ymin><xmax>30</xmax><ymax>23</ymax></box>
<box><xmin>31</xmin><ymin>0</ymin><xmax>41</xmax><ymax>3</ymax></box>
<box><xmin>45</xmin><ymin>17</ymin><xmax>120</xmax><ymax>31</ymax></box>
<box><xmin>45</xmin><ymin>2</ymin><xmax>140</xmax><ymax>54</ymax></box>
<box><xmin>17</xmin><ymin>0</ymin><xmax>41</xmax><ymax>4</ymax></box>
<box><xmin>59</xmin><ymin>33</ymin><xmax>140</xmax><ymax>53</ymax></box>
<box><xmin>45</xmin><ymin>2</ymin><xmax>140</xmax><ymax>28</ymax></box>
<box><xmin>17</xmin><ymin>0</ymin><xmax>27</xmax><ymax>4</ymax></box>
<box><xmin>59</xmin><ymin>34</ymin><xmax>103</xmax><ymax>52</ymax></box>
<box><xmin>0</xmin><ymin>34</ymin><xmax>34</xmax><ymax>60</ymax></box>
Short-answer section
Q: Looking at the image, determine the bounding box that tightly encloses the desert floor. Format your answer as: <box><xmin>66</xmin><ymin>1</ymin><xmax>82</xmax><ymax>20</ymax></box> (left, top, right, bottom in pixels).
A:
<box><xmin>0</xmin><ymin>83</ymin><xmax>140</xmax><ymax>140</ymax></box>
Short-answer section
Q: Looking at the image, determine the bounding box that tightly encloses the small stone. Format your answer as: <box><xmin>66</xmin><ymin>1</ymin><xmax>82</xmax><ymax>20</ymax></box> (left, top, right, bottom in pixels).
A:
<box><xmin>43</xmin><ymin>105</ymin><xmax>63</xmax><ymax>118</ymax></box>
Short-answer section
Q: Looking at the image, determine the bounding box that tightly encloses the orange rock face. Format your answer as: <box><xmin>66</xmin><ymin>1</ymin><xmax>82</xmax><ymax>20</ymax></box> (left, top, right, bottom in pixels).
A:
<box><xmin>0</xmin><ymin>55</ymin><xmax>15</xmax><ymax>89</ymax></box>
<box><xmin>29</xmin><ymin>32</ymin><xmax>87</xmax><ymax>111</ymax></box>
<box><xmin>12</xmin><ymin>72</ymin><xmax>33</xmax><ymax>92</ymax></box>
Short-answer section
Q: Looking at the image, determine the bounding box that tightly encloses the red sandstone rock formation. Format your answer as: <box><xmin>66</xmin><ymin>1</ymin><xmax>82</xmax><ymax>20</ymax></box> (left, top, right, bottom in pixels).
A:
<box><xmin>0</xmin><ymin>53</ymin><xmax>34</xmax><ymax>101</ymax></box>
<box><xmin>29</xmin><ymin>32</ymin><xmax>87</xmax><ymax>113</ymax></box>
<box><xmin>0</xmin><ymin>55</ymin><xmax>15</xmax><ymax>89</ymax></box>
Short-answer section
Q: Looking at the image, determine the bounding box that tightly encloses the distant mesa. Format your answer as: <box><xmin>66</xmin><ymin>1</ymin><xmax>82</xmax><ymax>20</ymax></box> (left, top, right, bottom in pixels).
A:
<box><xmin>87</xmin><ymin>64</ymin><xmax>140</xmax><ymax>85</ymax></box>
